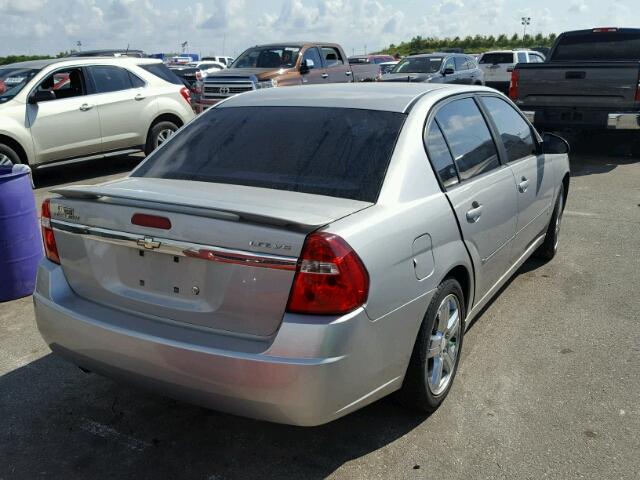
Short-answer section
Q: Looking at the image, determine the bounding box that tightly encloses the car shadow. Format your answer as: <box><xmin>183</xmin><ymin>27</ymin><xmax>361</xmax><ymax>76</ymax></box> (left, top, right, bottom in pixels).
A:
<box><xmin>0</xmin><ymin>354</ymin><xmax>426</xmax><ymax>479</ymax></box>
<box><xmin>557</xmin><ymin>131</ymin><xmax>639</xmax><ymax>177</ymax></box>
<box><xmin>32</xmin><ymin>153</ymin><xmax>144</xmax><ymax>189</ymax></box>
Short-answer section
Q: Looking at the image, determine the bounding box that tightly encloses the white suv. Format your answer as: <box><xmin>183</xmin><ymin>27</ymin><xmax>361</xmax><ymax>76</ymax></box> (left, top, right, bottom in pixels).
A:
<box><xmin>0</xmin><ymin>57</ymin><xmax>195</xmax><ymax>167</ymax></box>
<box><xmin>478</xmin><ymin>50</ymin><xmax>546</xmax><ymax>94</ymax></box>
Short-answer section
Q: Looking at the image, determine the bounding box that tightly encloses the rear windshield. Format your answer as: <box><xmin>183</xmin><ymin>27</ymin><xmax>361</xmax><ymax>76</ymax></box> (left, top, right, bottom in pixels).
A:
<box><xmin>139</xmin><ymin>63</ymin><xmax>183</xmax><ymax>85</ymax></box>
<box><xmin>393</xmin><ymin>57</ymin><xmax>443</xmax><ymax>74</ymax></box>
<box><xmin>551</xmin><ymin>31</ymin><xmax>640</xmax><ymax>61</ymax></box>
<box><xmin>0</xmin><ymin>67</ymin><xmax>39</xmax><ymax>103</ymax></box>
<box><xmin>133</xmin><ymin>106</ymin><xmax>406</xmax><ymax>202</ymax></box>
<box><xmin>479</xmin><ymin>53</ymin><xmax>514</xmax><ymax>64</ymax></box>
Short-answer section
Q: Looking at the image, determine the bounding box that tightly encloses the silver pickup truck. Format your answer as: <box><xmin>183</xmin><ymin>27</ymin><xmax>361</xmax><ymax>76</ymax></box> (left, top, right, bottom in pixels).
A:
<box><xmin>510</xmin><ymin>28</ymin><xmax>640</xmax><ymax>131</ymax></box>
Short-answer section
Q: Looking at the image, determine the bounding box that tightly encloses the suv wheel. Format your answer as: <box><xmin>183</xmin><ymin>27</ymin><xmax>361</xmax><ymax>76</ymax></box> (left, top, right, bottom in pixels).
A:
<box><xmin>0</xmin><ymin>143</ymin><xmax>20</xmax><ymax>166</ymax></box>
<box><xmin>145</xmin><ymin>121</ymin><xmax>179</xmax><ymax>155</ymax></box>
<box><xmin>397</xmin><ymin>278</ymin><xmax>465</xmax><ymax>414</ymax></box>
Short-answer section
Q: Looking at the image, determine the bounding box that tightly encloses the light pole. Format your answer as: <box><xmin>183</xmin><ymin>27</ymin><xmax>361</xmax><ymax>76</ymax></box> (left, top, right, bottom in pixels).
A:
<box><xmin>521</xmin><ymin>17</ymin><xmax>531</xmax><ymax>46</ymax></box>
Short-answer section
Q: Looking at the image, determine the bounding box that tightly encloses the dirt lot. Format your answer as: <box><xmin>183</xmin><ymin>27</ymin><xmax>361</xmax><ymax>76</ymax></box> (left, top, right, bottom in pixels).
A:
<box><xmin>1</xmin><ymin>136</ymin><xmax>639</xmax><ymax>480</ymax></box>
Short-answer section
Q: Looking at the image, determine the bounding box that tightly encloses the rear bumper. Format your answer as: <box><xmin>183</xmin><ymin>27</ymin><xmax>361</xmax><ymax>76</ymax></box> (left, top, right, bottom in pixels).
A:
<box><xmin>520</xmin><ymin>108</ymin><xmax>640</xmax><ymax>130</ymax></box>
<box><xmin>485</xmin><ymin>81</ymin><xmax>510</xmax><ymax>94</ymax></box>
<box><xmin>34</xmin><ymin>260</ymin><xmax>428</xmax><ymax>426</ymax></box>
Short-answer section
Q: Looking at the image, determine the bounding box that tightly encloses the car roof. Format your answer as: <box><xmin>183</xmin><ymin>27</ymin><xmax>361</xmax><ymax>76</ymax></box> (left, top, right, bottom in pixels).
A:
<box><xmin>1</xmin><ymin>57</ymin><xmax>162</xmax><ymax>69</ymax></box>
<box><xmin>406</xmin><ymin>53</ymin><xmax>451</xmax><ymax>58</ymax></box>
<box><xmin>218</xmin><ymin>83</ymin><xmax>476</xmax><ymax>113</ymax></box>
<box><xmin>249</xmin><ymin>42</ymin><xmax>341</xmax><ymax>48</ymax></box>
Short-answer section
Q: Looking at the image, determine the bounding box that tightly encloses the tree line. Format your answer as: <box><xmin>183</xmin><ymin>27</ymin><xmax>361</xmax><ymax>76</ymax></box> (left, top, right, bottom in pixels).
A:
<box><xmin>379</xmin><ymin>33</ymin><xmax>558</xmax><ymax>56</ymax></box>
<box><xmin>0</xmin><ymin>52</ymin><xmax>78</xmax><ymax>66</ymax></box>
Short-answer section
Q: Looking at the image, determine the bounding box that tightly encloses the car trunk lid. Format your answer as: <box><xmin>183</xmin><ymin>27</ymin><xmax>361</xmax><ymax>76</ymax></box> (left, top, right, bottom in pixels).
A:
<box><xmin>49</xmin><ymin>178</ymin><xmax>371</xmax><ymax>337</ymax></box>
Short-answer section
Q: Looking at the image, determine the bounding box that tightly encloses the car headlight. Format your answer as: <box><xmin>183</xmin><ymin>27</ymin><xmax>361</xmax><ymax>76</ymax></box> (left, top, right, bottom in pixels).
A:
<box><xmin>256</xmin><ymin>79</ymin><xmax>278</xmax><ymax>89</ymax></box>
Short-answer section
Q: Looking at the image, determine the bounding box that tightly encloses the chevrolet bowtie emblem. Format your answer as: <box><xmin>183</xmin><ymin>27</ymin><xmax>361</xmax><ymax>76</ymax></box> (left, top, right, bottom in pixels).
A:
<box><xmin>137</xmin><ymin>237</ymin><xmax>161</xmax><ymax>250</ymax></box>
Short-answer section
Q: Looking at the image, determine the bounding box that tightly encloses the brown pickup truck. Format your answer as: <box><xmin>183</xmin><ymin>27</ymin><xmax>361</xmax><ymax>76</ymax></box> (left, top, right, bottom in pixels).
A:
<box><xmin>193</xmin><ymin>42</ymin><xmax>381</xmax><ymax>112</ymax></box>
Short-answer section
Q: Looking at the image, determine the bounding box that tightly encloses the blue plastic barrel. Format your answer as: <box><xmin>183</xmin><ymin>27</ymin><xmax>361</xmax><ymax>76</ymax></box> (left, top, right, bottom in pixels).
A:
<box><xmin>0</xmin><ymin>165</ymin><xmax>43</xmax><ymax>302</ymax></box>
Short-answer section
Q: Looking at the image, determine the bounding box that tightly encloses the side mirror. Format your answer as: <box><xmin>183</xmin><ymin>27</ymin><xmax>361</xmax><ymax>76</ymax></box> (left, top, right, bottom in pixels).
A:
<box><xmin>443</xmin><ymin>67</ymin><xmax>455</xmax><ymax>75</ymax></box>
<box><xmin>300</xmin><ymin>59</ymin><xmax>314</xmax><ymax>74</ymax></box>
<box><xmin>29</xmin><ymin>90</ymin><xmax>56</xmax><ymax>104</ymax></box>
<box><xmin>542</xmin><ymin>132</ymin><xmax>570</xmax><ymax>155</ymax></box>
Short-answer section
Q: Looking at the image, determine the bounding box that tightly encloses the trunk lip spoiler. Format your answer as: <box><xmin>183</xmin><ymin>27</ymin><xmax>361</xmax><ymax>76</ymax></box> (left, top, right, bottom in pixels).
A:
<box><xmin>51</xmin><ymin>218</ymin><xmax>298</xmax><ymax>271</ymax></box>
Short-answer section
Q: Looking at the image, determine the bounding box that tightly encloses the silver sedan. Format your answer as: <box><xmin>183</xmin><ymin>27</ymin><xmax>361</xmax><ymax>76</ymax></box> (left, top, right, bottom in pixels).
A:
<box><xmin>34</xmin><ymin>83</ymin><xmax>570</xmax><ymax>426</ymax></box>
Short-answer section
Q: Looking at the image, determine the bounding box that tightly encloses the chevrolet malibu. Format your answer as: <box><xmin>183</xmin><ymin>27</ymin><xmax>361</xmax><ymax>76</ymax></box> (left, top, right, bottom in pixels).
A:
<box><xmin>34</xmin><ymin>83</ymin><xmax>570</xmax><ymax>426</ymax></box>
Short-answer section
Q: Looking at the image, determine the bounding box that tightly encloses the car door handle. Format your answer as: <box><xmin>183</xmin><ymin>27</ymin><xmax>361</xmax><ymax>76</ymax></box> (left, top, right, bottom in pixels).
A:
<box><xmin>134</xmin><ymin>94</ymin><xmax>146</xmax><ymax>101</ymax></box>
<box><xmin>345</xmin><ymin>71</ymin><xmax>352</xmax><ymax>76</ymax></box>
<box><xmin>466</xmin><ymin>202</ymin><xmax>483</xmax><ymax>223</ymax></box>
<box><xmin>321</xmin><ymin>73</ymin><xmax>329</xmax><ymax>79</ymax></box>
<box><xmin>79</xmin><ymin>103</ymin><xmax>93</xmax><ymax>111</ymax></box>
<box><xmin>518</xmin><ymin>177</ymin><xmax>529</xmax><ymax>193</ymax></box>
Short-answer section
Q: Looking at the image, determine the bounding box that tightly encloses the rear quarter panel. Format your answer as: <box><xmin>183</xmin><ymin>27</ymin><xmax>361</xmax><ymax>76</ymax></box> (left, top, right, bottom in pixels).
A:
<box><xmin>326</xmin><ymin>95</ymin><xmax>474</xmax><ymax>367</ymax></box>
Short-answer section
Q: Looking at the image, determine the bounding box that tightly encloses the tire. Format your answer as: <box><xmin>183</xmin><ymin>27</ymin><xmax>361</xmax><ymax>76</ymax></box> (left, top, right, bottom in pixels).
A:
<box><xmin>145</xmin><ymin>121</ymin><xmax>179</xmax><ymax>155</ymax></box>
<box><xmin>0</xmin><ymin>143</ymin><xmax>20</xmax><ymax>166</ymax></box>
<box><xmin>535</xmin><ymin>186</ymin><xmax>565</xmax><ymax>260</ymax></box>
<box><xmin>397</xmin><ymin>278</ymin><xmax>466</xmax><ymax>414</ymax></box>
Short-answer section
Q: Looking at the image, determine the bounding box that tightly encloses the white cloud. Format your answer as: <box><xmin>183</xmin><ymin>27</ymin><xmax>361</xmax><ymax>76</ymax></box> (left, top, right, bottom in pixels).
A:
<box><xmin>568</xmin><ymin>1</ymin><xmax>588</xmax><ymax>14</ymax></box>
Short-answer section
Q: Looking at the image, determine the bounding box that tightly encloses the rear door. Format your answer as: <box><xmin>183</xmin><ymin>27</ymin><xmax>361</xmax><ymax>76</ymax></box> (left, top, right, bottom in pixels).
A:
<box><xmin>431</xmin><ymin>96</ymin><xmax>518</xmax><ymax>300</ymax></box>
<box><xmin>27</xmin><ymin>67</ymin><xmax>102</xmax><ymax>162</ymax></box>
<box><xmin>454</xmin><ymin>56</ymin><xmax>472</xmax><ymax>84</ymax></box>
<box><xmin>479</xmin><ymin>95</ymin><xmax>556</xmax><ymax>259</ymax></box>
<box><xmin>87</xmin><ymin>65</ymin><xmax>156</xmax><ymax>151</ymax></box>
<box><xmin>321</xmin><ymin>46</ymin><xmax>353</xmax><ymax>83</ymax></box>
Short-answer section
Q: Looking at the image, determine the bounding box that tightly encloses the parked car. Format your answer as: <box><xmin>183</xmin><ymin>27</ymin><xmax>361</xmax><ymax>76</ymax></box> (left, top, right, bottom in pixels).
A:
<box><xmin>194</xmin><ymin>42</ymin><xmax>380</xmax><ymax>112</ymax></box>
<box><xmin>348</xmin><ymin>54</ymin><xmax>395</xmax><ymax>64</ymax></box>
<box><xmin>379</xmin><ymin>61</ymin><xmax>399</xmax><ymax>74</ymax></box>
<box><xmin>510</xmin><ymin>28</ymin><xmax>640</xmax><ymax>131</ymax></box>
<box><xmin>0</xmin><ymin>58</ymin><xmax>195</xmax><ymax>167</ymax></box>
<box><xmin>202</xmin><ymin>56</ymin><xmax>234</xmax><ymax>67</ymax></box>
<box><xmin>478</xmin><ymin>49</ymin><xmax>545</xmax><ymax>94</ymax></box>
<box><xmin>380</xmin><ymin>53</ymin><xmax>483</xmax><ymax>85</ymax></box>
<box><xmin>68</xmin><ymin>49</ymin><xmax>147</xmax><ymax>58</ymax></box>
<box><xmin>169</xmin><ymin>61</ymin><xmax>225</xmax><ymax>88</ymax></box>
<box><xmin>34</xmin><ymin>83</ymin><xmax>570</xmax><ymax>426</ymax></box>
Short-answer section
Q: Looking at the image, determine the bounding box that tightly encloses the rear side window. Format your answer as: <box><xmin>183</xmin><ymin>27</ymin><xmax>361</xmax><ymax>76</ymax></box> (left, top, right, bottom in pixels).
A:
<box><xmin>424</xmin><ymin>122</ymin><xmax>459</xmax><ymax>188</ymax></box>
<box><xmin>139</xmin><ymin>63</ymin><xmax>183</xmax><ymax>85</ymax></box>
<box><xmin>322</xmin><ymin>47</ymin><xmax>344</xmax><ymax>66</ymax></box>
<box><xmin>552</xmin><ymin>31</ymin><xmax>640</xmax><ymax>61</ymax></box>
<box><xmin>128</xmin><ymin>71</ymin><xmax>145</xmax><ymax>88</ymax></box>
<box><xmin>133</xmin><ymin>106</ymin><xmax>406</xmax><ymax>202</ymax></box>
<box><xmin>481</xmin><ymin>97</ymin><xmax>536</xmax><ymax>162</ymax></box>
<box><xmin>517</xmin><ymin>52</ymin><xmax>527</xmax><ymax>63</ymax></box>
<box><xmin>435</xmin><ymin>98</ymin><xmax>500</xmax><ymax>181</ymax></box>
<box><xmin>90</xmin><ymin>66</ymin><xmax>133</xmax><ymax>93</ymax></box>
<box><xmin>479</xmin><ymin>53</ymin><xmax>514</xmax><ymax>64</ymax></box>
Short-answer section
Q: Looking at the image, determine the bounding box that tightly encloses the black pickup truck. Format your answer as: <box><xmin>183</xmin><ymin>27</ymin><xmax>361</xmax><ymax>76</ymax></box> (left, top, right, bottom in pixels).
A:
<box><xmin>510</xmin><ymin>28</ymin><xmax>640</xmax><ymax>131</ymax></box>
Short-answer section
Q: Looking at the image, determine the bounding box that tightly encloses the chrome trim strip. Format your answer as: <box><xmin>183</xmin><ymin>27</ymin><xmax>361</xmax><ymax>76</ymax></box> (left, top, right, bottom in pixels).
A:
<box><xmin>51</xmin><ymin>219</ymin><xmax>298</xmax><ymax>270</ymax></box>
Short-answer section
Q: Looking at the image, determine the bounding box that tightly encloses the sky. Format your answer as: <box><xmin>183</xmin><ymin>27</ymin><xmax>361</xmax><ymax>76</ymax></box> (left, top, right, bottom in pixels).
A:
<box><xmin>0</xmin><ymin>0</ymin><xmax>639</xmax><ymax>57</ymax></box>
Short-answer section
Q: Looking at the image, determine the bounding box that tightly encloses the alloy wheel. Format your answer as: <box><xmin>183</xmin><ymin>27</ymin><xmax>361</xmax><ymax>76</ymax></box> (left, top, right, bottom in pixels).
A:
<box><xmin>426</xmin><ymin>294</ymin><xmax>461</xmax><ymax>396</ymax></box>
<box><xmin>0</xmin><ymin>153</ymin><xmax>13</xmax><ymax>166</ymax></box>
<box><xmin>156</xmin><ymin>128</ymin><xmax>175</xmax><ymax>147</ymax></box>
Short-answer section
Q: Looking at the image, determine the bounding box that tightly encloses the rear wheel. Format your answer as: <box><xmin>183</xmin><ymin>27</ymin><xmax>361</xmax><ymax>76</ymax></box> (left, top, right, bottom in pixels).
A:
<box><xmin>0</xmin><ymin>143</ymin><xmax>20</xmax><ymax>166</ymax></box>
<box><xmin>535</xmin><ymin>186</ymin><xmax>565</xmax><ymax>260</ymax></box>
<box><xmin>397</xmin><ymin>278</ymin><xmax>465</xmax><ymax>413</ymax></box>
<box><xmin>145</xmin><ymin>121</ymin><xmax>179</xmax><ymax>155</ymax></box>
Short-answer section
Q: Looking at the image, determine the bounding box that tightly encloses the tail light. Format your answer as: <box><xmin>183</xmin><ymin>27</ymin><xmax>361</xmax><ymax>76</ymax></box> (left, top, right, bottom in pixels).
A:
<box><xmin>179</xmin><ymin>86</ymin><xmax>191</xmax><ymax>105</ymax></box>
<box><xmin>41</xmin><ymin>199</ymin><xmax>60</xmax><ymax>264</ymax></box>
<box><xmin>195</xmin><ymin>70</ymin><xmax>202</xmax><ymax>81</ymax></box>
<box><xmin>509</xmin><ymin>68</ymin><xmax>520</xmax><ymax>100</ymax></box>
<box><xmin>286</xmin><ymin>232</ymin><xmax>369</xmax><ymax>315</ymax></box>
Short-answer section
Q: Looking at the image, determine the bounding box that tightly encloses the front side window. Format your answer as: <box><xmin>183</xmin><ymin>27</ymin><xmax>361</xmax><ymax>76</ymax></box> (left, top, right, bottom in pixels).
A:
<box><xmin>302</xmin><ymin>47</ymin><xmax>322</xmax><ymax>69</ymax></box>
<box><xmin>134</xmin><ymin>106</ymin><xmax>406</xmax><ymax>202</ymax></box>
<box><xmin>90</xmin><ymin>66</ymin><xmax>134</xmax><ymax>93</ymax></box>
<box><xmin>443</xmin><ymin>57</ymin><xmax>455</xmax><ymax>72</ymax></box>
<box><xmin>481</xmin><ymin>96</ymin><xmax>536</xmax><ymax>162</ymax></box>
<box><xmin>232</xmin><ymin>46</ymin><xmax>301</xmax><ymax>69</ymax></box>
<box><xmin>392</xmin><ymin>57</ymin><xmax>443</xmax><ymax>74</ymax></box>
<box><xmin>454</xmin><ymin>57</ymin><xmax>468</xmax><ymax>70</ymax></box>
<box><xmin>0</xmin><ymin>67</ymin><xmax>39</xmax><ymax>103</ymax></box>
<box><xmin>35</xmin><ymin>67</ymin><xmax>87</xmax><ymax>100</ymax></box>
<box><xmin>424</xmin><ymin>121</ymin><xmax>459</xmax><ymax>188</ymax></box>
<box><xmin>435</xmin><ymin>98</ymin><xmax>500</xmax><ymax>181</ymax></box>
